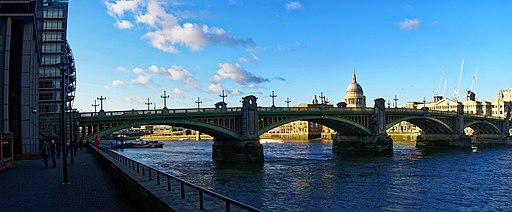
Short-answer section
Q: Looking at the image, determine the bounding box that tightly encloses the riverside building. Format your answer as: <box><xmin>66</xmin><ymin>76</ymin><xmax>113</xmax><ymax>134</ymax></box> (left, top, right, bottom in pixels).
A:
<box><xmin>0</xmin><ymin>0</ymin><xmax>42</xmax><ymax>155</ymax></box>
<box><xmin>38</xmin><ymin>0</ymin><xmax>78</xmax><ymax>147</ymax></box>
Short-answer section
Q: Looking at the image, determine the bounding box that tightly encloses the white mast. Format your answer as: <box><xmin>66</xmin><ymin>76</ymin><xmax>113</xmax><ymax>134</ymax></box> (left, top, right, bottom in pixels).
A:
<box><xmin>454</xmin><ymin>60</ymin><xmax>464</xmax><ymax>101</ymax></box>
<box><xmin>436</xmin><ymin>70</ymin><xmax>444</xmax><ymax>95</ymax></box>
<box><xmin>442</xmin><ymin>78</ymin><xmax>447</xmax><ymax>97</ymax></box>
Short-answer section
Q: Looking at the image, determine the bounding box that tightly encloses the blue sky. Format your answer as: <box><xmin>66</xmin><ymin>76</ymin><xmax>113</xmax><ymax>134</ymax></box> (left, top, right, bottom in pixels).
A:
<box><xmin>68</xmin><ymin>0</ymin><xmax>512</xmax><ymax>112</ymax></box>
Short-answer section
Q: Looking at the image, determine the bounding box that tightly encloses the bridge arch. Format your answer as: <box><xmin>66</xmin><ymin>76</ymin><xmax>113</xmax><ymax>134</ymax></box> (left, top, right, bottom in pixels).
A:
<box><xmin>257</xmin><ymin>115</ymin><xmax>372</xmax><ymax>137</ymax></box>
<box><xmin>386</xmin><ymin>116</ymin><xmax>454</xmax><ymax>134</ymax></box>
<box><xmin>464</xmin><ymin>121</ymin><xmax>502</xmax><ymax>135</ymax></box>
<box><xmin>82</xmin><ymin>119</ymin><xmax>240</xmax><ymax>141</ymax></box>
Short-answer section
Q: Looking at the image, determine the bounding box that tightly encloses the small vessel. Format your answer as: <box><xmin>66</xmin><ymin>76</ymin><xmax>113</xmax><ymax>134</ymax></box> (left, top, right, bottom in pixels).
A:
<box><xmin>127</xmin><ymin>140</ymin><xmax>164</xmax><ymax>148</ymax></box>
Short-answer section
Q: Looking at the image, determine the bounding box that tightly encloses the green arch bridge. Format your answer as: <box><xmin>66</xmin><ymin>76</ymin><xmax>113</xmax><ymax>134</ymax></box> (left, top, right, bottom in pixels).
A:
<box><xmin>79</xmin><ymin>96</ymin><xmax>512</xmax><ymax>162</ymax></box>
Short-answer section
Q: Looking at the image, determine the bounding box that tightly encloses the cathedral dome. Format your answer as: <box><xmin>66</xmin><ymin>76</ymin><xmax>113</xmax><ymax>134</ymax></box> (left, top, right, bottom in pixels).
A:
<box><xmin>345</xmin><ymin>73</ymin><xmax>364</xmax><ymax>94</ymax></box>
<box><xmin>344</xmin><ymin>71</ymin><xmax>366</xmax><ymax>108</ymax></box>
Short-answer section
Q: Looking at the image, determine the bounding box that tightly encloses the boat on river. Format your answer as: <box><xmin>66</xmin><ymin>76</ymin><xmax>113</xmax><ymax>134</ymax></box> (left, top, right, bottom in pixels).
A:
<box><xmin>127</xmin><ymin>140</ymin><xmax>164</xmax><ymax>148</ymax></box>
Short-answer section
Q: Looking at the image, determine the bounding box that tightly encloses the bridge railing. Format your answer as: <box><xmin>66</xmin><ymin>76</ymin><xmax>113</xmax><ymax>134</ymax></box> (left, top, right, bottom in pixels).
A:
<box><xmin>80</xmin><ymin>107</ymin><xmax>244</xmax><ymax>118</ymax></box>
<box><xmin>257</xmin><ymin>106</ymin><xmax>374</xmax><ymax>112</ymax></box>
<box><xmin>102</xmin><ymin>148</ymin><xmax>261</xmax><ymax>212</ymax></box>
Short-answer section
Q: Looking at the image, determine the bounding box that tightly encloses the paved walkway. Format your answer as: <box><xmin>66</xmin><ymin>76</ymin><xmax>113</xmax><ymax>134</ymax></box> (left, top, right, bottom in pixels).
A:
<box><xmin>0</xmin><ymin>148</ymin><xmax>137</xmax><ymax>212</ymax></box>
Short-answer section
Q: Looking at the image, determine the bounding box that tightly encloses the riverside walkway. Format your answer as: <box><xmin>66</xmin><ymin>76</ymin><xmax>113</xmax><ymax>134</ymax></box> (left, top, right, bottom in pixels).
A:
<box><xmin>0</xmin><ymin>148</ymin><xmax>137</xmax><ymax>212</ymax></box>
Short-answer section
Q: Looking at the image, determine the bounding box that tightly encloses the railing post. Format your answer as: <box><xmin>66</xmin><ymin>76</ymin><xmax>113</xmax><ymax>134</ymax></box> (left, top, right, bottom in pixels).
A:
<box><xmin>181</xmin><ymin>183</ymin><xmax>185</xmax><ymax>199</ymax></box>
<box><xmin>167</xmin><ymin>176</ymin><xmax>171</xmax><ymax>191</ymax></box>
<box><xmin>137</xmin><ymin>163</ymin><xmax>139</xmax><ymax>173</ymax></box>
<box><xmin>149</xmin><ymin>168</ymin><xmax>152</xmax><ymax>180</ymax></box>
<box><xmin>226</xmin><ymin>202</ymin><xmax>231</xmax><ymax>212</ymax></box>
<box><xmin>199</xmin><ymin>190</ymin><xmax>204</xmax><ymax>210</ymax></box>
<box><xmin>157</xmin><ymin>172</ymin><xmax>160</xmax><ymax>185</ymax></box>
<box><xmin>142</xmin><ymin>166</ymin><xmax>145</xmax><ymax>176</ymax></box>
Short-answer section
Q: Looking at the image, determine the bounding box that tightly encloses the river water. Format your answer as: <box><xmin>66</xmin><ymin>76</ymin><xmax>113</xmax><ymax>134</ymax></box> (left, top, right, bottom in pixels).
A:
<box><xmin>115</xmin><ymin>140</ymin><xmax>512</xmax><ymax>211</ymax></box>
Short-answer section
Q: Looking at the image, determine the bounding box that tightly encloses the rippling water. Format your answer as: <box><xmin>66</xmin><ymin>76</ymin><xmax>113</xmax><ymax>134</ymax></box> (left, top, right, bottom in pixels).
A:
<box><xmin>115</xmin><ymin>140</ymin><xmax>512</xmax><ymax>211</ymax></box>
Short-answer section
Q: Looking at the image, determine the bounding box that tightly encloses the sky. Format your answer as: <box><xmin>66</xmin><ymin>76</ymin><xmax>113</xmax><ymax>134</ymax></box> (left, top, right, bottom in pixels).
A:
<box><xmin>68</xmin><ymin>0</ymin><xmax>512</xmax><ymax>112</ymax></box>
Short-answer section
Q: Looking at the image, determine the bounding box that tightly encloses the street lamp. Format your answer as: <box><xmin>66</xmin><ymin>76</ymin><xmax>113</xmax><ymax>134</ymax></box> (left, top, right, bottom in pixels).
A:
<box><xmin>56</xmin><ymin>62</ymin><xmax>70</xmax><ymax>184</ymax></box>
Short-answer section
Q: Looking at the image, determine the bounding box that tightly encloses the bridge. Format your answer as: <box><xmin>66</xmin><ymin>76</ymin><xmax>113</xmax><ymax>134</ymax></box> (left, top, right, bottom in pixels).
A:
<box><xmin>79</xmin><ymin>96</ymin><xmax>512</xmax><ymax>163</ymax></box>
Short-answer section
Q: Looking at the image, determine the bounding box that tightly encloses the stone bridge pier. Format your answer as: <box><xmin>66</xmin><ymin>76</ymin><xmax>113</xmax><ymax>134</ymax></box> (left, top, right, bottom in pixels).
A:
<box><xmin>416</xmin><ymin>102</ymin><xmax>471</xmax><ymax>148</ymax></box>
<box><xmin>332</xmin><ymin>98</ymin><xmax>393</xmax><ymax>154</ymax></box>
<box><xmin>212</xmin><ymin>95</ymin><xmax>263</xmax><ymax>163</ymax></box>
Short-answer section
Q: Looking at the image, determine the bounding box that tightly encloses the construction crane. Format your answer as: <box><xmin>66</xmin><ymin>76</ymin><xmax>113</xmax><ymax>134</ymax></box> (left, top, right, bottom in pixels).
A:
<box><xmin>454</xmin><ymin>60</ymin><xmax>464</xmax><ymax>102</ymax></box>
<box><xmin>469</xmin><ymin>67</ymin><xmax>478</xmax><ymax>100</ymax></box>
<box><xmin>435</xmin><ymin>70</ymin><xmax>444</xmax><ymax>96</ymax></box>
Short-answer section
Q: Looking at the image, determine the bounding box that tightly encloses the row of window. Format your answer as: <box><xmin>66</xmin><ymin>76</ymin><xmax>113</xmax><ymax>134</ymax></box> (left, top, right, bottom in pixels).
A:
<box><xmin>41</xmin><ymin>55</ymin><xmax>63</xmax><ymax>65</ymax></box>
<box><xmin>39</xmin><ymin>79</ymin><xmax>61</xmax><ymax>89</ymax></box>
<box><xmin>43</xmin><ymin>20</ymin><xmax>65</xmax><ymax>30</ymax></box>
<box><xmin>39</xmin><ymin>92</ymin><xmax>61</xmax><ymax>101</ymax></box>
<box><xmin>42</xmin><ymin>43</ymin><xmax>64</xmax><ymax>53</ymax></box>
<box><xmin>39</xmin><ymin>104</ymin><xmax>61</xmax><ymax>113</ymax></box>
<box><xmin>43</xmin><ymin>9</ymin><xmax>65</xmax><ymax>19</ymax></box>
<box><xmin>39</xmin><ymin>67</ymin><xmax>60</xmax><ymax>77</ymax></box>
<box><xmin>43</xmin><ymin>32</ymin><xmax>65</xmax><ymax>41</ymax></box>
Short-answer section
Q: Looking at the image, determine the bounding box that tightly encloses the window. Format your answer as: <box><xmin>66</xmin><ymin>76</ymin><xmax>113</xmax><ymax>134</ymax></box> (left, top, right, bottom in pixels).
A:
<box><xmin>39</xmin><ymin>79</ymin><xmax>61</xmax><ymax>89</ymax></box>
<box><xmin>43</xmin><ymin>9</ymin><xmax>64</xmax><ymax>19</ymax></box>
<box><xmin>39</xmin><ymin>67</ymin><xmax>60</xmax><ymax>77</ymax></box>
<box><xmin>41</xmin><ymin>55</ymin><xmax>62</xmax><ymax>65</ymax></box>
<box><xmin>42</xmin><ymin>32</ymin><xmax>64</xmax><ymax>41</ymax></box>
<box><xmin>43</xmin><ymin>20</ymin><xmax>65</xmax><ymax>30</ymax></box>
<box><xmin>42</xmin><ymin>43</ymin><xmax>63</xmax><ymax>53</ymax></box>
<box><xmin>39</xmin><ymin>92</ymin><xmax>61</xmax><ymax>101</ymax></box>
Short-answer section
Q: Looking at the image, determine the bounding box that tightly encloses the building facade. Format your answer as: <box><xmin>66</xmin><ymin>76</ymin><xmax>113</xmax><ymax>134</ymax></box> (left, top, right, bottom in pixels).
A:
<box><xmin>38</xmin><ymin>0</ymin><xmax>77</xmax><ymax>145</ymax></box>
<box><xmin>0</xmin><ymin>0</ymin><xmax>43</xmax><ymax>154</ymax></box>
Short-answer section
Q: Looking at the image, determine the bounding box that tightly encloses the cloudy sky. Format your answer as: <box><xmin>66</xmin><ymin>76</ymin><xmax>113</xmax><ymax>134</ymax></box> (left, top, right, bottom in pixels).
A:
<box><xmin>68</xmin><ymin>0</ymin><xmax>512</xmax><ymax>111</ymax></box>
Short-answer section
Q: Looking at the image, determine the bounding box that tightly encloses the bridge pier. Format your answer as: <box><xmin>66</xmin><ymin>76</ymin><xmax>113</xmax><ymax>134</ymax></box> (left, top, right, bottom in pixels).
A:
<box><xmin>470</xmin><ymin>134</ymin><xmax>512</xmax><ymax>145</ymax></box>
<box><xmin>416</xmin><ymin>134</ymin><xmax>472</xmax><ymax>148</ymax></box>
<box><xmin>332</xmin><ymin>98</ymin><xmax>393</xmax><ymax>154</ymax></box>
<box><xmin>333</xmin><ymin>134</ymin><xmax>393</xmax><ymax>154</ymax></box>
<box><xmin>212</xmin><ymin>139</ymin><xmax>263</xmax><ymax>163</ymax></box>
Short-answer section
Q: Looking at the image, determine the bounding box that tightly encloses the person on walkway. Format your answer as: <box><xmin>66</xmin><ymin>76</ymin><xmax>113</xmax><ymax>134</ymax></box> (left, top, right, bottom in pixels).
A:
<box><xmin>50</xmin><ymin>140</ymin><xmax>57</xmax><ymax>168</ymax></box>
<box><xmin>41</xmin><ymin>141</ymin><xmax>50</xmax><ymax>168</ymax></box>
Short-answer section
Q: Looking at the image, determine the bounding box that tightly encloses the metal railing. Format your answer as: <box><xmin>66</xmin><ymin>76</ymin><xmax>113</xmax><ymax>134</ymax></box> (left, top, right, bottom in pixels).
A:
<box><xmin>102</xmin><ymin>148</ymin><xmax>260</xmax><ymax>212</ymax></box>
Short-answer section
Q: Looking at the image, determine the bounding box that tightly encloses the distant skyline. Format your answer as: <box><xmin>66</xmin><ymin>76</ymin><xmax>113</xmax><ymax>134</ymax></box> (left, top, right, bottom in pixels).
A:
<box><xmin>68</xmin><ymin>0</ymin><xmax>512</xmax><ymax>112</ymax></box>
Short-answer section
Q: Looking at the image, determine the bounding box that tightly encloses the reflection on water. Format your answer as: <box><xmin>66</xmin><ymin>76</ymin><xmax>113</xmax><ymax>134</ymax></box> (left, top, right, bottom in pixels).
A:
<box><xmin>116</xmin><ymin>140</ymin><xmax>512</xmax><ymax>211</ymax></box>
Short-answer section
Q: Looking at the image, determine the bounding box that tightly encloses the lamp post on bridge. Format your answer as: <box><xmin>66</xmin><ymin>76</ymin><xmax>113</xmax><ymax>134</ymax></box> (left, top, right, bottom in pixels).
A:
<box><xmin>145</xmin><ymin>98</ymin><xmax>152</xmax><ymax>110</ymax></box>
<box><xmin>161</xmin><ymin>90</ymin><xmax>170</xmax><ymax>109</ymax></box>
<box><xmin>219</xmin><ymin>90</ymin><xmax>227</xmax><ymax>104</ymax></box>
<box><xmin>270</xmin><ymin>91</ymin><xmax>277</xmax><ymax>107</ymax></box>
<box><xmin>285</xmin><ymin>97</ymin><xmax>291</xmax><ymax>108</ymax></box>
<box><xmin>56</xmin><ymin>62</ymin><xmax>70</xmax><ymax>184</ymax></box>
<box><xmin>394</xmin><ymin>95</ymin><xmax>398</xmax><ymax>108</ymax></box>
<box><xmin>195</xmin><ymin>97</ymin><xmax>202</xmax><ymax>111</ymax></box>
<box><xmin>423</xmin><ymin>97</ymin><xmax>426</xmax><ymax>109</ymax></box>
<box><xmin>91</xmin><ymin>100</ymin><xmax>99</xmax><ymax>113</ymax></box>
<box><xmin>97</xmin><ymin>96</ymin><xmax>106</xmax><ymax>111</ymax></box>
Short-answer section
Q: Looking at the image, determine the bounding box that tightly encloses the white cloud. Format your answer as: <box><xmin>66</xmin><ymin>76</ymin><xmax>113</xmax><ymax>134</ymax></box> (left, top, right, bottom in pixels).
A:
<box><xmin>208</xmin><ymin>83</ymin><xmax>225</xmax><ymax>93</ymax></box>
<box><xmin>172</xmin><ymin>88</ymin><xmax>185</xmax><ymax>98</ymax></box>
<box><xmin>105</xmin><ymin>0</ymin><xmax>254</xmax><ymax>53</ymax></box>
<box><xmin>112</xmin><ymin>80</ymin><xmax>125</xmax><ymax>87</ymax></box>
<box><xmin>124</xmin><ymin>96</ymin><xmax>145</xmax><ymax>105</ymax></box>
<box><xmin>105</xmin><ymin>0</ymin><xmax>141</xmax><ymax>17</ymax></box>
<box><xmin>116</xmin><ymin>66</ymin><xmax>129</xmax><ymax>73</ymax></box>
<box><xmin>231</xmin><ymin>89</ymin><xmax>243</xmax><ymax>96</ymax></box>
<box><xmin>399</xmin><ymin>18</ymin><xmax>420</xmax><ymax>31</ymax></box>
<box><xmin>114</xmin><ymin>19</ymin><xmax>134</xmax><ymax>29</ymax></box>
<box><xmin>238</xmin><ymin>53</ymin><xmax>259</xmax><ymax>63</ymax></box>
<box><xmin>212</xmin><ymin>63</ymin><xmax>269</xmax><ymax>85</ymax></box>
<box><xmin>133</xmin><ymin>67</ymin><xmax>145</xmax><ymax>74</ymax></box>
<box><xmin>286</xmin><ymin>1</ymin><xmax>303</xmax><ymax>10</ymax></box>
<box><xmin>133</xmin><ymin>74</ymin><xmax>152</xmax><ymax>85</ymax></box>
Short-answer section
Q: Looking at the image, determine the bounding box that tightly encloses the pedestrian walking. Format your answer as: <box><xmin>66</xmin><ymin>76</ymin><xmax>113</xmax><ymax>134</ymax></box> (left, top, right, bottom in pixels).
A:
<box><xmin>41</xmin><ymin>141</ymin><xmax>50</xmax><ymax>168</ymax></box>
<box><xmin>50</xmin><ymin>140</ymin><xmax>57</xmax><ymax>168</ymax></box>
